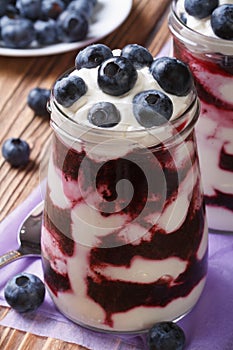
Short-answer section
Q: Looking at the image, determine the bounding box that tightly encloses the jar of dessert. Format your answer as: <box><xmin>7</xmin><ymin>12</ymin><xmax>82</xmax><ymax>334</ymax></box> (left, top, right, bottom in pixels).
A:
<box><xmin>41</xmin><ymin>44</ymin><xmax>208</xmax><ymax>333</ymax></box>
<box><xmin>169</xmin><ymin>0</ymin><xmax>233</xmax><ymax>232</ymax></box>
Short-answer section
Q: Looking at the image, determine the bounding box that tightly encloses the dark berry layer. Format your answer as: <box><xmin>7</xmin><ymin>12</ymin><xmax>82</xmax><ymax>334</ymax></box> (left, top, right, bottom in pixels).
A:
<box><xmin>43</xmin><ymin>189</ymin><xmax>74</xmax><ymax>257</ymax></box>
<box><xmin>42</xmin><ymin>257</ymin><xmax>72</xmax><ymax>297</ymax></box>
<box><xmin>219</xmin><ymin>144</ymin><xmax>233</xmax><ymax>172</ymax></box>
<box><xmin>205</xmin><ymin>190</ymin><xmax>233</xmax><ymax>212</ymax></box>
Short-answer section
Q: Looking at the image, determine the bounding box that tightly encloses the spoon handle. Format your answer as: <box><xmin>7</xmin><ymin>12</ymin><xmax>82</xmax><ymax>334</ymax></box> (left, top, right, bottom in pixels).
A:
<box><xmin>0</xmin><ymin>250</ymin><xmax>22</xmax><ymax>268</ymax></box>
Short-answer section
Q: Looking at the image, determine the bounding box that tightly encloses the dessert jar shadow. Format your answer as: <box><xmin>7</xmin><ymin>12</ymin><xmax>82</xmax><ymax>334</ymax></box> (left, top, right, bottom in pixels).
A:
<box><xmin>41</xmin><ymin>91</ymin><xmax>208</xmax><ymax>334</ymax></box>
<box><xmin>169</xmin><ymin>0</ymin><xmax>233</xmax><ymax>232</ymax></box>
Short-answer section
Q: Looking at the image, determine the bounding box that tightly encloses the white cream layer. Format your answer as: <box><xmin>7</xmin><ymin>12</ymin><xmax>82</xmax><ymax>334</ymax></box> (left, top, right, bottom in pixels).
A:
<box><xmin>54</xmin><ymin>49</ymin><xmax>193</xmax><ymax>133</ymax></box>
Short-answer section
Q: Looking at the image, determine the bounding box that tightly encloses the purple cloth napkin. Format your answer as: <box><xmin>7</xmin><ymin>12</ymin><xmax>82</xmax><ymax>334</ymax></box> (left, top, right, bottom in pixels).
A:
<box><xmin>1</xmin><ymin>182</ymin><xmax>233</xmax><ymax>350</ymax></box>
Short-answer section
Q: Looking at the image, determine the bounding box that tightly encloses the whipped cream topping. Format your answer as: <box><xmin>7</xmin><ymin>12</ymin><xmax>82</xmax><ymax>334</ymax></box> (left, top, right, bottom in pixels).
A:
<box><xmin>176</xmin><ymin>0</ymin><xmax>233</xmax><ymax>38</ymax></box>
<box><xmin>54</xmin><ymin>49</ymin><xmax>194</xmax><ymax>133</ymax></box>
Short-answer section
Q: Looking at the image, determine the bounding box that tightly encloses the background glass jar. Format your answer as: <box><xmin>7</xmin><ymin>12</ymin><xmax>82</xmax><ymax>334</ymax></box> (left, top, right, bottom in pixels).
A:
<box><xmin>41</xmin><ymin>91</ymin><xmax>208</xmax><ymax>333</ymax></box>
<box><xmin>169</xmin><ymin>0</ymin><xmax>233</xmax><ymax>232</ymax></box>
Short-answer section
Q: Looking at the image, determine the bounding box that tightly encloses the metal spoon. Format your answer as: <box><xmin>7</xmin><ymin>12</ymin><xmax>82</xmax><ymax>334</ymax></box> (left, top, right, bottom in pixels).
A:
<box><xmin>0</xmin><ymin>202</ymin><xmax>43</xmax><ymax>268</ymax></box>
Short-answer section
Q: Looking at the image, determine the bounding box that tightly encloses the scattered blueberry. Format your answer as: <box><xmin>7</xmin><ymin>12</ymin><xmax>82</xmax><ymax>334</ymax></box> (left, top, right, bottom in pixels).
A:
<box><xmin>2</xmin><ymin>138</ymin><xmax>30</xmax><ymax>167</ymax></box>
<box><xmin>1</xmin><ymin>18</ymin><xmax>36</xmax><ymax>48</ymax></box>
<box><xmin>150</xmin><ymin>57</ymin><xmax>193</xmax><ymax>96</ymax></box>
<box><xmin>133</xmin><ymin>90</ymin><xmax>173</xmax><ymax>127</ymax></box>
<box><xmin>211</xmin><ymin>5</ymin><xmax>233</xmax><ymax>40</ymax></box>
<box><xmin>148</xmin><ymin>322</ymin><xmax>186</xmax><ymax>350</ymax></box>
<box><xmin>34</xmin><ymin>19</ymin><xmax>58</xmax><ymax>45</ymax></box>
<box><xmin>98</xmin><ymin>56</ymin><xmax>138</xmax><ymax>96</ymax></box>
<box><xmin>16</xmin><ymin>0</ymin><xmax>41</xmax><ymax>20</ymax></box>
<box><xmin>27</xmin><ymin>87</ymin><xmax>51</xmax><ymax>116</ymax></box>
<box><xmin>4</xmin><ymin>273</ymin><xmax>45</xmax><ymax>313</ymax></box>
<box><xmin>53</xmin><ymin>75</ymin><xmax>87</xmax><ymax>107</ymax></box>
<box><xmin>75</xmin><ymin>43</ymin><xmax>113</xmax><ymax>70</ymax></box>
<box><xmin>121</xmin><ymin>44</ymin><xmax>153</xmax><ymax>69</ymax></box>
<box><xmin>184</xmin><ymin>0</ymin><xmax>219</xmax><ymax>19</ymax></box>
<box><xmin>56</xmin><ymin>10</ymin><xmax>89</xmax><ymax>42</ymax></box>
<box><xmin>88</xmin><ymin>101</ymin><xmax>121</xmax><ymax>127</ymax></box>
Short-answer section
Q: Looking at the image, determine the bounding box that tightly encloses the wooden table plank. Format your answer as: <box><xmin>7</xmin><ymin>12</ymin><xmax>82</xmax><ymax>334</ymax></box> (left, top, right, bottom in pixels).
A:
<box><xmin>0</xmin><ymin>0</ymin><xmax>172</xmax><ymax>348</ymax></box>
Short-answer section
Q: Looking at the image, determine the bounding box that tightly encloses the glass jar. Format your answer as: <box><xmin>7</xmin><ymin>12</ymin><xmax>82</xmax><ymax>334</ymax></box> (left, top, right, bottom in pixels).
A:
<box><xmin>169</xmin><ymin>0</ymin><xmax>233</xmax><ymax>232</ymax></box>
<box><xmin>41</xmin><ymin>88</ymin><xmax>208</xmax><ymax>333</ymax></box>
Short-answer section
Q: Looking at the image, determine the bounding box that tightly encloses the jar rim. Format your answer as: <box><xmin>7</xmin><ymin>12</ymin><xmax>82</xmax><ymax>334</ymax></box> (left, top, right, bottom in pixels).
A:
<box><xmin>49</xmin><ymin>90</ymin><xmax>200</xmax><ymax>150</ymax></box>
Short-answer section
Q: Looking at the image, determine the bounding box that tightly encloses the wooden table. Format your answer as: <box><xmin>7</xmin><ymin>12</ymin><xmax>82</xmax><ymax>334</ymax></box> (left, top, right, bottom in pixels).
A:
<box><xmin>0</xmin><ymin>0</ymin><xmax>171</xmax><ymax>348</ymax></box>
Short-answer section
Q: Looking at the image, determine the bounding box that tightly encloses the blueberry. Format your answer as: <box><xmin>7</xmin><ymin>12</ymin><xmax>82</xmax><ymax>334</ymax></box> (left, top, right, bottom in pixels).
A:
<box><xmin>75</xmin><ymin>44</ymin><xmax>113</xmax><ymax>70</ymax></box>
<box><xmin>67</xmin><ymin>0</ymin><xmax>94</xmax><ymax>18</ymax></box>
<box><xmin>184</xmin><ymin>0</ymin><xmax>219</xmax><ymax>19</ymax></box>
<box><xmin>1</xmin><ymin>18</ymin><xmax>35</xmax><ymax>48</ymax></box>
<box><xmin>211</xmin><ymin>5</ymin><xmax>233</xmax><ymax>40</ymax></box>
<box><xmin>4</xmin><ymin>273</ymin><xmax>45</xmax><ymax>313</ymax></box>
<box><xmin>0</xmin><ymin>16</ymin><xmax>13</xmax><ymax>27</ymax></box>
<box><xmin>148</xmin><ymin>322</ymin><xmax>185</xmax><ymax>350</ymax></box>
<box><xmin>2</xmin><ymin>138</ymin><xmax>30</xmax><ymax>167</ymax></box>
<box><xmin>56</xmin><ymin>10</ymin><xmax>89</xmax><ymax>42</ymax></box>
<box><xmin>41</xmin><ymin>0</ymin><xmax>65</xmax><ymax>19</ymax></box>
<box><xmin>121</xmin><ymin>44</ymin><xmax>153</xmax><ymax>69</ymax></box>
<box><xmin>88</xmin><ymin>101</ymin><xmax>121</xmax><ymax>127</ymax></box>
<box><xmin>53</xmin><ymin>75</ymin><xmax>87</xmax><ymax>107</ymax></box>
<box><xmin>133</xmin><ymin>90</ymin><xmax>173</xmax><ymax>128</ymax></box>
<box><xmin>27</xmin><ymin>87</ymin><xmax>51</xmax><ymax>116</ymax></box>
<box><xmin>98</xmin><ymin>56</ymin><xmax>138</xmax><ymax>96</ymax></box>
<box><xmin>34</xmin><ymin>19</ymin><xmax>58</xmax><ymax>45</ymax></box>
<box><xmin>89</xmin><ymin>0</ymin><xmax>97</xmax><ymax>7</ymax></box>
<box><xmin>5</xmin><ymin>4</ymin><xmax>20</xmax><ymax>17</ymax></box>
<box><xmin>180</xmin><ymin>12</ymin><xmax>187</xmax><ymax>24</ymax></box>
<box><xmin>16</xmin><ymin>0</ymin><xmax>42</xmax><ymax>20</ymax></box>
<box><xmin>150</xmin><ymin>57</ymin><xmax>193</xmax><ymax>96</ymax></box>
<box><xmin>0</xmin><ymin>0</ymin><xmax>8</xmax><ymax>17</ymax></box>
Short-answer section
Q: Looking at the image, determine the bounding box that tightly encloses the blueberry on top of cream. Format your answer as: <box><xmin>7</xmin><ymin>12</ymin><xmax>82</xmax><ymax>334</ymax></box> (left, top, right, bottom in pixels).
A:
<box><xmin>53</xmin><ymin>44</ymin><xmax>194</xmax><ymax>130</ymax></box>
<box><xmin>150</xmin><ymin>57</ymin><xmax>194</xmax><ymax>96</ymax></box>
<box><xmin>211</xmin><ymin>4</ymin><xmax>233</xmax><ymax>40</ymax></box>
<box><xmin>75</xmin><ymin>44</ymin><xmax>113</xmax><ymax>69</ymax></box>
<box><xmin>133</xmin><ymin>90</ymin><xmax>173</xmax><ymax>127</ymax></box>
<box><xmin>88</xmin><ymin>101</ymin><xmax>121</xmax><ymax>127</ymax></box>
<box><xmin>184</xmin><ymin>0</ymin><xmax>219</xmax><ymax>19</ymax></box>
<box><xmin>97</xmin><ymin>56</ymin><xmax>138</xmax><ymax>96</ymax></box>
<box><xmin>178</xmin><ymin>0</ymin><xmax>233</xmax><ymax>40</ymax></box>
<box><xmin>121</xmin><ymin>43</ymin><xmax>153</xmax><ymax>69</ymax></box>
<box><xmin>53</xmin><ymin>75</ymin><xmax>87</xmax><ymax>108</ymax></box>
